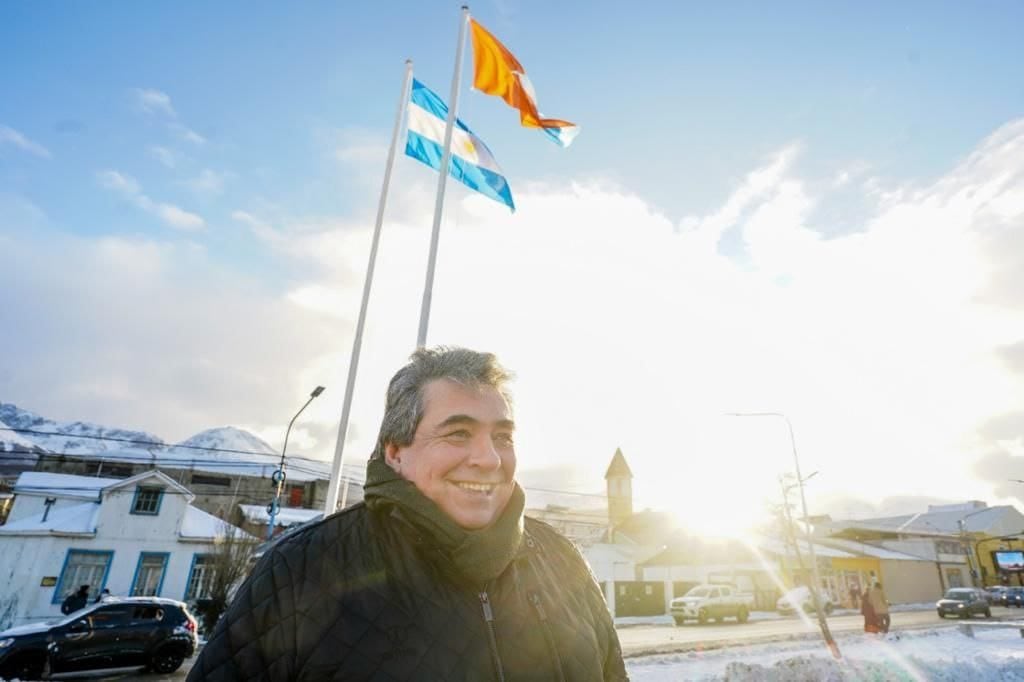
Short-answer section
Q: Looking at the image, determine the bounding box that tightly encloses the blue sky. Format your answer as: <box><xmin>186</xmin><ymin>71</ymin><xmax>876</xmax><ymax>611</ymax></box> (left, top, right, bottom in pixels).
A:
<box><xmin>3</xmin><ymin>2</ymin><xmax>1024</xmax><ymax>526</ymax></box>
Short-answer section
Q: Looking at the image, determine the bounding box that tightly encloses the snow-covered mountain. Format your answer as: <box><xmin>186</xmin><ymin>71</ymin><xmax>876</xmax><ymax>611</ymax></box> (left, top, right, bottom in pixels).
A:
<box><xmin>175</xmin><ymin>426</ymin><xmax>278</xmax><ymax>457</ymax></box>
<box><xmin>0</xmin><ymin>403</ymin><xmax>164</xmax><ymax>455</ymax></box>
<box><xmin>0</xmin><ymin>402</ymin><xmax>315</xmax><ymax>480</ymax></box>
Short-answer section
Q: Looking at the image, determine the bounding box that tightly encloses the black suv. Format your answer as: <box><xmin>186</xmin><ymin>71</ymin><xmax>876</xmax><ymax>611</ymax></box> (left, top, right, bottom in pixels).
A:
<box><xmin>0</xmin><ymin>596</ymin><xmax>198</xmax><ymax>680</ymax></box>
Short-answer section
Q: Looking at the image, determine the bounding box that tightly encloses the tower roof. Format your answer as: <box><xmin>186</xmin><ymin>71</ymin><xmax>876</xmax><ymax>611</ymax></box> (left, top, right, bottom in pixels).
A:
<box><xmin>604</xmin><ymin>448</ymin><xmax>633</xmax><ymax>479</ymax></box>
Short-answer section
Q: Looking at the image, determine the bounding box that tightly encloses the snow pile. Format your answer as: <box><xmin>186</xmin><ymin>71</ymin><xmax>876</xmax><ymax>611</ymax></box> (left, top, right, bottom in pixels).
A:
<box><xmin>627</xmin><ymin>628</ymin><xmax>1024</xmax><ymax>681</ymax></box>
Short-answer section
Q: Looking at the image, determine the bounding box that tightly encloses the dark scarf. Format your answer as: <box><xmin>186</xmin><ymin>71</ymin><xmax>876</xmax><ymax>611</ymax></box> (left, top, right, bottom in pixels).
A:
<box><xmin>363</xmin><ymin>456</ymin><xmax>525</xmax><ymax>585</ymax></box>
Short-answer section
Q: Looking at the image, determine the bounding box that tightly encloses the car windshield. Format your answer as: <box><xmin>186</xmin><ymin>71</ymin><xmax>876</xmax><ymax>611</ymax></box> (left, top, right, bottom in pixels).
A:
<box><xmin>944</xmin><ymin>589</ymin><xmax>973</xmax><ymax>600</ymax></box>
<box><xmin>685</xmin><ymin>587</ymin><xmax>709</xmax><ymax>598</ymax></box>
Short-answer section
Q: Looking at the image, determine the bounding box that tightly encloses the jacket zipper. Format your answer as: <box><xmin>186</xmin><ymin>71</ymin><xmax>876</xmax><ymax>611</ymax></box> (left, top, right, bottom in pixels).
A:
<box><xmin>529</xmin><ymin>592</ymin><xmax>567</xmax><ymax>682</ymax></box>
<box><xmin>479</xmin><ymin>590</ymin><xmax>506</xmax><ymax>682</ymax></box>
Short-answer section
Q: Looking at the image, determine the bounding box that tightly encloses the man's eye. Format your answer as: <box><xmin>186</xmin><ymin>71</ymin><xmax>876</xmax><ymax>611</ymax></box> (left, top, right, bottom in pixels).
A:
<box><xmin>444</xmin><ymin>429</ymin><xmax>472</xmax><ymax>441</ymax></box>
<box><xmin>494</xmin><ymin>433</ymin><xmax>514</xmax><ymax>447</ymax></box>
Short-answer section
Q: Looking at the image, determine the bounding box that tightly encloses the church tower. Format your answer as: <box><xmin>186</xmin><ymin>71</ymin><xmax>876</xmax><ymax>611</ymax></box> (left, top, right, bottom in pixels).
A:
<box><xmin>604</xmin><ymin>447</ymin><xmax>634</xmax><ymax>527</ymax></box>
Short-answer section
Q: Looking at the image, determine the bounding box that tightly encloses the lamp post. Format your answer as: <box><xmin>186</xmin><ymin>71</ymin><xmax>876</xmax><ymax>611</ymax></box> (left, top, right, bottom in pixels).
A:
<box><xmin>267</xmin><ymin>386</ymin><xmax>325</xmax><ymax>540</ymax></box>
<box><xmin>726</xmin><ymin>411</ymin><xmax>840</xmax><ymax>659</ymax></box>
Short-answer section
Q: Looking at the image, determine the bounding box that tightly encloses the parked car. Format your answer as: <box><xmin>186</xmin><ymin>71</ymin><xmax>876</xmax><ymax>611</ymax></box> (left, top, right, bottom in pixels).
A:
<box><xmin>1005</xmin><ymin>586</ymin><xmax>1024</xmax><ymax>608</ymax></box>
<box><xmin>0</xmin><ymin>596</ymin><xmax>198</xmax><ymax>680</ymax></box>
<box><xmin>984</xmin><ymin>585</ymin><xmax>1009</xmax><ymax>605</ymax></box>
<box><xmin>670</xmin><ymin>584</ymin><xmax>754</xmax><ymax>625</ymax></box>
<box><xmin>776</xmin><ymin>586</ymin><xmax>835</xmax><ymax>616</ymax></box>
<box><xmin>936</xmin><ymin>588</ymin><xmax>992</xmax><ymax>619</ymax></box>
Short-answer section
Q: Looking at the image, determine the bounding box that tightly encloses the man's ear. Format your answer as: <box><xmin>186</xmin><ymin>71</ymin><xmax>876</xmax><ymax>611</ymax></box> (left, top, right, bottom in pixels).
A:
<box><xmin>384</xmin><ymin>443</ymin><xmax>401</xmax><ymax>473</ymax></box>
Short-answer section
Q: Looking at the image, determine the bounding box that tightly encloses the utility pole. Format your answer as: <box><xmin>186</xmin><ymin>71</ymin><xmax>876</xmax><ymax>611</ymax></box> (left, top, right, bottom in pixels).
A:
<box><xmin>727</xmin><ymin>412</ymin><xmax>840</xmax><ymax>659</ymax></box>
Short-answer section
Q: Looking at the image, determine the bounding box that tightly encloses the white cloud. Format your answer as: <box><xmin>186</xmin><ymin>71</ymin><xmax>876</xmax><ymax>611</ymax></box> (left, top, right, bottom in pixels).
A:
<box><xmin>97</xmin><ymin>169</ymin><xmax>204</xmax><ymax>231</ymax></box>
<box><xmin>0</xmin><ymin>125</ymin><xmax>51</xmax><ymax>158</ymax></box>
<box><xmin>8</xmin><ymin>117</ymin><xmax>1024</xmax><ymax>529</ymax></box>
<box><xmin>148</xmin><ymin>145</ymin><xmax>177</xmax><ymax>168</ymax></box>
<box><xmin>134</xmin><ymin>88</ymin><xmax>175</xmax><ymax>117</ymax></box>
<box><xmin>153</xmin><ymin>203</ymin><xmax>205</xmax><ymax>230</ymax></box>
<box><xmin>185</xmin><ymin>169</ymin><xmax>227</xmax><ymax>196</ymax></box>
<box><xmin>172</xmin><ymin>123</ymin><xmax>206</xmax><ymax>146</ymax></box>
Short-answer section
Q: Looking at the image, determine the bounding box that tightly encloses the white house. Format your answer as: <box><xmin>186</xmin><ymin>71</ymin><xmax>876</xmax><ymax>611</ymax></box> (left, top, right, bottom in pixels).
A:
<box><xmin>0</xmin><ymin>469</ymin><xmax>253</xmax><ymax>628</ymax></box>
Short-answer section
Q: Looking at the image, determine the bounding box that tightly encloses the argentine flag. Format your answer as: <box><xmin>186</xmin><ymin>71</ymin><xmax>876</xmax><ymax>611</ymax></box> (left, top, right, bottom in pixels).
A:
<box><xmin>405</xmin><ymin>79</ymin><xmax>514</xmax><ymax>211</ymax></box>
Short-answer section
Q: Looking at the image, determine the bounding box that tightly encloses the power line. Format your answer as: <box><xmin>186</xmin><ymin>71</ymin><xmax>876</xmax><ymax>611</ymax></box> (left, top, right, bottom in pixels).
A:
<box><xmin>0</xmin><ymin>450</ymin><xmax>365</xmax><ymax>479</ymax></box>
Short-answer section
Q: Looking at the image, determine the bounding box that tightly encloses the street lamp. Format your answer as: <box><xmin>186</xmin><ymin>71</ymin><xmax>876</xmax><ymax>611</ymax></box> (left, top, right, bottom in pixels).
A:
<box><xmin>726</xmin><ymin>411</ymin><xmax>840</xmax><ymax>659</ymax></box>
<box><xmin>267</xmin><ymin>386</ymin><xmax>325</xmax><ymax>540</ymax></box>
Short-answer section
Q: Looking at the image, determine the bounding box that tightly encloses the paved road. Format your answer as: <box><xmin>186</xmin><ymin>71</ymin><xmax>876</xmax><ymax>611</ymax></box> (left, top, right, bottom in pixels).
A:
<box><xmin>617</xmin><ymin>607</ymin><xmax>1017</xmax><ymax>657</ymax></box>
<box><xmin>114</xmin><ymin>607</ymin><xmax>1018</xmax><ymax>678</ymax></box>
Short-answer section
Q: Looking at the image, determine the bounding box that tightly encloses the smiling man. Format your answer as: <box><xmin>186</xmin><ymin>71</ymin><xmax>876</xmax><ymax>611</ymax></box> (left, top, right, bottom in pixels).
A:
<box><xmin>189</xmin><ymin>347</ymin><xmax>627</xmax><ymax>681</ymax></box>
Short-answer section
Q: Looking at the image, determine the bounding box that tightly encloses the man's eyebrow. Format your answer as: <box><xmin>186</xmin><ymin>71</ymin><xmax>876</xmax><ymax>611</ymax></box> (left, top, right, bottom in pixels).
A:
<box><xmin>435</xmin><ymin>415</ymin><xmax>515</xmax><ymax>430</ymax></box>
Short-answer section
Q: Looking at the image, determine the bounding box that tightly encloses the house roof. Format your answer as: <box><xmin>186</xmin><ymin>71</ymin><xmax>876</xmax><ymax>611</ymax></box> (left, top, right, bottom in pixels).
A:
<box><xmin>821</xmin><ymin>505</ymin><xmax>1024</xmax><ymax>538</ymax></box>
<box><xmin>180</xmin><ymin>505</ymin><xmax>254</xmax><ymax>541</ymax></box>
<box><xmin>0</xmin><ymin>501</ymin><xmax>99</xmax><ymax>536</ymax></box>
<box><xmin>756</xmin><ymin>536</ymin><xmax>858</xmax><ymax>559</ymax></box>
<box><xmin>14</xmin><ymin>472</ymin><xmax>120</xmax><ymax>500</ymax></box>
<box><xmin>818</xmin><ymin>537</ymin><xmax>928</xmax><ymax>561</ymax></box>
<box><xmin>103</xmin><ymin>469</ymin><xmax>194</xmax><ymax>502</ymax></box>
<box><xmin>604</xmin><ymin>448</ymin><xmax>633</xmax><ymax>479</ymax></box>
<box><xmin>13</xmin><ymin>470</ymin><xmax>194</xmax><ymax>503</ymax></box>
<box><xmin>238</xmin><ymin>503</ymin><xmax>323</xmax><ymax>527</ymax></box>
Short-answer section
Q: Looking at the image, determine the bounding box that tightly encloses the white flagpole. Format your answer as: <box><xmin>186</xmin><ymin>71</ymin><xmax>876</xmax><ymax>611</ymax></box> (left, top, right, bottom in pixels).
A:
<box><xmin>416</xmin><ymin>5</ymin><xmax>470</xmax><ymax>348</ymax></box>
<box><xmin>324</xmin><ymin>59</ymin><xmax>414</xmax><ymax>517</ymax></box>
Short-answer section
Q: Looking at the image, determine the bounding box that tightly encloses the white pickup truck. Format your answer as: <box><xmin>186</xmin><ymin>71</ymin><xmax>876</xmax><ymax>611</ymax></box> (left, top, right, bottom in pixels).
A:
<box><xmin>670</xmin><ymin>584</ymin><xmax>754</xmax><ymax>625</ymax></box>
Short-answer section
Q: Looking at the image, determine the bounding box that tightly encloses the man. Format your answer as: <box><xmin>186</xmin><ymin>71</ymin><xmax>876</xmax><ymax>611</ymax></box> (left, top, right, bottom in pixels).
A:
<box><xmin>60</xmin><ymin>584</ymin><xmax>89</xmax><ymax>615</ymax></box>
<box><xmin>868</xmin><ymin>581</ymin><xmax>891</xmax><ymax>634</ymax></box>
<box><xmin>189</xmin><ymin>347</ymin><xmax>628</xmax><ymax>681</ymax></box>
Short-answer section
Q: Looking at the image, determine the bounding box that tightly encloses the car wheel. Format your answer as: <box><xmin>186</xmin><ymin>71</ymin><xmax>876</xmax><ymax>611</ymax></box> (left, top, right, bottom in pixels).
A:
<box><xmin>673</xmin><ymin>616</ymin><xmax>684</xmax><ymax>626</ymax></box>
<box><xmin>937</xmin><ymin>611</ymin><xmax>945</xmax><ymax>618</ymax></box>
<box><xmin>150</xmin><ymin>649</ymin><xmax>185</xmax><ymax>675</ymax></box>
<box><xmin>985</xmin><ymin>608</ymin><xmax>992</xmax><ymax>618</ymax></box>
<box><xmin>737</xmin><ymin>607</ymin><xmax>749</xmax><ymax>623</ymax></box>
<box><xmin>698</xmin><ymin>608</ymin><xmax>708</xmax><ymax>625</ymax></box>
<box><xmin>1</xmin><ymin>653</ymin><xmax>45</xmax><ymax>681</ymax></box>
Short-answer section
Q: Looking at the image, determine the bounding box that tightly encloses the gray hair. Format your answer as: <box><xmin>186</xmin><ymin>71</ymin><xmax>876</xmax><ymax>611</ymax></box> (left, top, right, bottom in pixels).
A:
<box><xmin>370</xmin><ymin>346</ymin><xmax>514</xmax><ymax>460</ymax></box>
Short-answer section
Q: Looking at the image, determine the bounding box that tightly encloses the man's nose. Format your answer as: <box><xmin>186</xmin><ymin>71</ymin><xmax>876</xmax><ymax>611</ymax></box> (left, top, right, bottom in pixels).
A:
<box><xmin>466</xmin><ymin>434</ymin><xmax>503</xmax><ymax>470</ymax></box>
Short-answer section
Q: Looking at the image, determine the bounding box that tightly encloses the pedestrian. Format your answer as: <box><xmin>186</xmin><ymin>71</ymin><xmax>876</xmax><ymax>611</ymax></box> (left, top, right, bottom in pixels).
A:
<box><xmin>60</xmin><ymin>584</ymin><xmax>89</xmax><ymax>615</ymax></box>
<box><xmin>93</xmin><ymin>588</ymin><xmax>112</xmax><ymax>603</ymax></box>
<box><xmin>869</xmin><ymin>581</ymin><xmax>891</xmax><ymax>634</ymax></box>
<box><xmin>188</xmin><ymin>347</ymin><xmax>628</xmax><ymax>681</ymax></box>
<box><xmin>860</xmin><ymin>584</ymin><xmax>878</xmax><ymax>633</ymax></box>
<box><xmin>848</xmin><ymin>583</ymin><xmax>860</xmax><ymax>610</ymax></box>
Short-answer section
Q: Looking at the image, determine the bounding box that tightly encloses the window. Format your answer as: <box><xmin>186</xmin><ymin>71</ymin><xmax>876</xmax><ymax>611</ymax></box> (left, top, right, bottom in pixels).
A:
<box><xmin>288</xmin><ymin>485</ymin><xmax>304</xmax><ymax>506</ymax></box>
<box><xmin>53</xmin><ymin>549</ymin><xmax>113</xmax><ymax>604</ymax></box>
<box><xmin>191</xmin><ymin>473</ymin><xmax>230</xmax><ymax>487</ymax></box>
<box><xmin>131</xmin><ymin>487</ymin><xmax>164</xmax><ymax>515</ymax></box>
<box><xmin>131</xmin><ymin>605</ymin><xmax>165</xmax><ymax>622</ymax></box>
<box><xmin>947</xmin><ymin>568</ymin><xmax>964</xmax><ymax>588</ymax></box>
<box><xmin>721</xmin><ymin>587</ymin><xmax>732</xmax><ymax>597</ymax></box>
<box><xmin>185</xmin><ymin>554</ymin><xmax>215</xmax><ymax>601</ymax></box>
<box><xmin>130</xmin><ymin>553</ymin><xmax>169</xmax><ymax>596</ymax></box>
<box><xmin>88</xmin><ymin>605</ymin><xmax>132</xmax><ymax>628</ymax></box>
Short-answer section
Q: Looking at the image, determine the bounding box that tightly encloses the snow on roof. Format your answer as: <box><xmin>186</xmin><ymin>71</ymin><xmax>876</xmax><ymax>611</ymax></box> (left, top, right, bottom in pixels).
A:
<box><xmin>819</xmin><ymin>537</ymin><xmax>927</xmax><ymax>561</ymax></box>
<box><xmin>0</xmin><ymin>501</ymin><xmax>99</xmax><ymax>535</ymax></box>
<box><xmin>756</xmin><ymin>536</ymin><xmax>857</xmax><ymax>559</ymax></box>
<box><xmin>14</xmin><ymin>472</ymin><xmax>120</xmax><ymax>499</ymax></box>
<box><xmin>823</xmin><ymin>505</ymin><xmax>1024</xmax><ymax>537</ymax></box>
<box><xmin>238</xmin><ymin>503</ymin><xmax>323</xmax><ymax>527</ymax></box>
<box><xmin>179</xmin><ymin>505</ymin><xmax>253</xmax><ymax>541</ymax></box>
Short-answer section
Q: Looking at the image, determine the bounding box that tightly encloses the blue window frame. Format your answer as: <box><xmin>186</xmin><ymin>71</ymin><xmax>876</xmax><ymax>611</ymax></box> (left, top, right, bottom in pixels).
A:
<box><xmin>52</xmin><ymin>549</ymin><xmax>114</xmax><ymax>604</ymax></box>
<box><xmin>130</xmin><ymin>486</ymin><xmax>164</xmax><ymax>515</ymax></box>
<box><xmin>184</xmin><ymin>553</ymin><xmax>215</xmax><ymax>601</ymax></box>
<box><xmin>130</xmin><ymin>552</ymin><xmax>170</xmax><ymax>596</ymax></box>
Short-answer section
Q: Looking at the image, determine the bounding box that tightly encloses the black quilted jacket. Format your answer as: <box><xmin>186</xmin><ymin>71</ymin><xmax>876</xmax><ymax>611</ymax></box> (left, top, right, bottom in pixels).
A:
<box><xmin>188</xmin><ymin>503</ymin><xmax>628</xmax><ymax>681</ymax></box>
